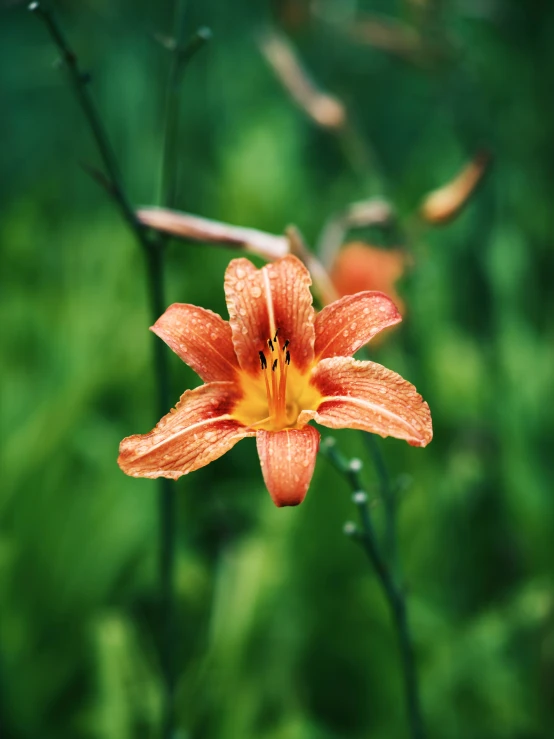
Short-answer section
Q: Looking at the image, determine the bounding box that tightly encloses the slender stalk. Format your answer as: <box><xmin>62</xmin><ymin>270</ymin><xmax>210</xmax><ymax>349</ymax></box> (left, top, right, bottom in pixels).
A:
<box><xmin>159</xmin><ymin>19</ymin><xmax>212</xmax><ymax>209</ymax></box>
<box><xmin>322</xmin><ymin>442</ymin><xmax>426</xmax><ymax>739</ymax></box>
<box><xmin>363</xmin><ymin>433</ymin><xmax>397</xmax><ymax>572</ymax></box>
<box><xmin>28</xmin><ymin>4</ymin><xmax>200</xmax><ymax>736</ymax></box>
<box><xmin>28</xmin><ymin>2</ymin><xmax>147</xmax><ymax>247</ymax></box>
<box><xmin>155</xmin><ymin>5</ymin><xmax>211</xmax><ymax>736</ymax></box>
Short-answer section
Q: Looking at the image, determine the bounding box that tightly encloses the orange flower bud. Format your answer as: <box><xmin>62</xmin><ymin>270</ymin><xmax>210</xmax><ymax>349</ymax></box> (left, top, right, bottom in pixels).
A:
<box><xmin>420</xmin><ymin>151</ymin><xmax>490</xmax><ymax>225</ymax></box>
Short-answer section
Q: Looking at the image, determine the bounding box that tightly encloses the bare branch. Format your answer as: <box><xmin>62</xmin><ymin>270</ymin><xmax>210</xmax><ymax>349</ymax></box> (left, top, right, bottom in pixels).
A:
<box><xmin>137</xmin><ymin>207</ymin><xmax>290</xmax><ymax>261</ymax></box>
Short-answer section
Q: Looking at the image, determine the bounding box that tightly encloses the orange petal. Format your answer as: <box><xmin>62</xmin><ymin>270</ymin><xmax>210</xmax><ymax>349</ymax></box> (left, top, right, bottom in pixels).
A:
<box><xmin>256</xmin><ymin>426</ymin><xmax>320</xmax><ymax>507</ymax></box>
<box><xmin>151</xmin><ymin>304</ymin><xmax>239</xmax><ymax>382</ymax></box>
<box><xmin>224</xmin><ymin>255</ymin><xmax>315</xmax><ymax>375</ymax></box>
<box><xmin>303</xmin><ymin>357</ymin><xmax>432</xmax><ymax>447</ymax></box>
<box><xmin>118</xmin><ymin>382</ymin><xmax>254</xmax><ymax>479</ymax></box>
<box><xmin>314</xmin><ymin>291</ymin><xmax>402</xmax><ymax>359</ymax></box>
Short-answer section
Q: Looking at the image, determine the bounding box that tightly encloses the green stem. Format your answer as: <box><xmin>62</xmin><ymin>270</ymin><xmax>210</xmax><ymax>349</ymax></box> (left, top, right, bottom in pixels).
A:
<box><xmin>323</xmin><ymin>442</ymin><xmax>426</xmax><ymax>739</ymax></box>
<box><xmin>30</xmin><ymin>4</ymin><xmax>178</xmax><ymax>736</ymax></box>
<box><xmin>145</xmin><ymin>243</ymin><xmax>175</xmax><ymax>738</ymax></box>
<box><xmin>28</xmin><ymin>2</ymin><xmax>147</xmax><ymax>247</ymax></box>
<box><xmin>363</xmin><ymin>433</ymin><xmax>397</xmax><ymax>572</ymax></box>
<box><xmin>155</xmin><ymin>5</ymin><xmax>211</xmax><ymax>736</ymax></box>
<box><xmin>159</xmin><ymin>9</ymin><xmax>212</xmax><ymax>209</ymax></box>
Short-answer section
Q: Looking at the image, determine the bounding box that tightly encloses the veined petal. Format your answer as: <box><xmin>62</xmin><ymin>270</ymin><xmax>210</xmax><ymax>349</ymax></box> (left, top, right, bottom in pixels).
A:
<box><xmin>224</xmin><ymin>255</ymin><xmax>315</xmax><ymax>375</ymax></box>
<box><xmin>302</xmin><ymin>357</ymin><xmax>432</xmax><ymax>447</ymax></box>
<box><xmin>314</xmin><ymin>291</ymin><xmax>401</xmax><ymax>359</ymax></box>
<box><xmin>256</xmin><ymin>426</ymin><xmax>320</xmax><ymax>507</ymax></box>
<box><xmin>152</xmin><ymin>304</ymin><xmax>239</xmax><ymax>382</ymax></box>
<box><xmin>118</xmin><ymin>382</ymin><xmax>254</xmax><ymax>479</ymax></box>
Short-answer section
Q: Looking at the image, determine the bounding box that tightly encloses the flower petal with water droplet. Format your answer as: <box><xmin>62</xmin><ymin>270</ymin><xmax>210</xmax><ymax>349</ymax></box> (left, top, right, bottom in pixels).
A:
<box><xmin>151</xmin><ymin>304</ymin><xmax>239</xmax><ymax>382</ymax></box>
<box><xmin>301</xmin><ymin>357</ymin><xmax>432</xmax><ymax>446</ymax></box>
<box><xmin>314</xmin><ymin>291</ymin><xmax>401</xmax><ymax>359</ymax></box>
<box><xmin>256</xmin><ymin>426</ymin><xmax>320</xmax><ymax>506</ymax></box>
<box><xmin>118</xmin><ymin>382</ymin><xmax>254</xmax><ymax>479</ymax></box>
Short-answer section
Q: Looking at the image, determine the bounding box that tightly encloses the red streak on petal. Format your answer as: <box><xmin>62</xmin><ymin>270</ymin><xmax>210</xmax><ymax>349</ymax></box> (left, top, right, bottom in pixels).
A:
<box><xmin>152</xmin><ymin>304</ymin><xmax>239</xmax><ymax>382</ymax></box>
<box><xmin>118</xmin><ymin>382</ymin><xmax>253</xmax><ymax>479</ymax></box>
<box><xmin>311</xmin><ymin>357</ymin><xmax>432</xmax><ymax>446</ymax></box>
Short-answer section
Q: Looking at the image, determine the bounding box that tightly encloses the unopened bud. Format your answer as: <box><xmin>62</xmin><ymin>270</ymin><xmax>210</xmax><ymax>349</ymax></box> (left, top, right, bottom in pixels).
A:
<box><xmin>420</xmin><ymin>151</ymin><xmax>490</xmax><ymax>225</ymax></box>
<box><xmin>259</xmin><ymin>31</ymin><xmax>346</xmax><ymax>131</ymax></box>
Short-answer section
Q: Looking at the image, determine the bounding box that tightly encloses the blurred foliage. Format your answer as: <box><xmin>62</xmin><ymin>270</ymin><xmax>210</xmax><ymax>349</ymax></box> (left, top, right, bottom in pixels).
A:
<box><xmin>1</xmin><ymin>0</ymin><xmax>554</xmax><ymax>738</ymax></box>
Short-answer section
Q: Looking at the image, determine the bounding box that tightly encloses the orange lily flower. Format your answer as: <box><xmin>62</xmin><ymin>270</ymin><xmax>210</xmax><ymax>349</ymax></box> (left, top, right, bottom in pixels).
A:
<box><xmin>118</xmin><ymin>256</ymin><xmax>432</xmax><ymax>507</ymax></box>
<box><xmin>331</xmin><ymin>241</ymin><xmax>409</xmax><ymax>314</ymax></box>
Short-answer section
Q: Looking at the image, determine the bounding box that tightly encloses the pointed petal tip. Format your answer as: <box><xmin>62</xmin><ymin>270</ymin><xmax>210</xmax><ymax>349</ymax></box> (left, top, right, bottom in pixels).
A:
<box><xmin>256</xmin><ymin>426</ymin><xmax>320</xmax><ymax>508</ymax></box>
<box><xmin>310</xmin><ymin>357</ymin><xmax>433</xmax><ymax>447</ymax></box>
<box><xmin>315</xmin><ymin>290</ymin><xmax>403</xmax><ymax>359</ymax></box>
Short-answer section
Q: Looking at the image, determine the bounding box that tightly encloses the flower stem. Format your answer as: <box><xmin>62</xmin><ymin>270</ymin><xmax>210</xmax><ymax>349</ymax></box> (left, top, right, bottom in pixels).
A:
<box><xmin>28</xmin><ymin>4</ymin><xmax>194</xmax><ymax>735</ymax></box>
<box><xmin>159</xmin><ymin>16</ymin><xmax>212</xmax><ymax>210</ymax></box>
<box><xmin>28</xmin><ymin>2</ymin><xmax>147</xmax><ymax>247</ymax></box>
<box><xmin>155</xmin><ymin>5</ymin><xmax>211</xmax><ymax>736</ymax></box>
<box><xmin>362</xmin><ymin>432</ymin><xmax>398</xmax><ymax>573</ymax></box>
<box><xmin>322</xmin><ymin>441</ymin><xmax>426</xmax><ymax>739</ymax></box>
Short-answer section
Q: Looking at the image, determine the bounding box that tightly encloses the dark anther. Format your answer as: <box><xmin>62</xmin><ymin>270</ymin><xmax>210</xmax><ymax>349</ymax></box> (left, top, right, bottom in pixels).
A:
<box><xmin>272</xmin><ymin>359</ymin><xmax>278</xmax><ymax>372</ymax></box>
<box><xmin>259</xmin><ymin>351</ymin><xmax>267</xmax><ymax>370</ymax></box>
<box><xmin>268</xmin><ymin>338</ymin><xmax>274</xmax><ymax>351</ymax></box>
<box><xmin>285</xmin><ymin>350</ymin><xmax>291</xmax><ymax>365</ymax></box>
<box><xmin>274</xmin><ymin>328</ymin><xmax>280</xmax><ymax>342</ymax></box>
<box><xmin>283</xmin><ymin>339</ymin><xmax>290</xmax><ymax>351</ymax></box>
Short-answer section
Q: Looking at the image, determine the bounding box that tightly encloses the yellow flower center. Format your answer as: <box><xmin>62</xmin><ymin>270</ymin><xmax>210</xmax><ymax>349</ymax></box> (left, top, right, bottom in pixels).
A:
<box><xmin>233</xmin><ymin>331</ymin><xmax>321</xmax><ymax>432</ymax></box>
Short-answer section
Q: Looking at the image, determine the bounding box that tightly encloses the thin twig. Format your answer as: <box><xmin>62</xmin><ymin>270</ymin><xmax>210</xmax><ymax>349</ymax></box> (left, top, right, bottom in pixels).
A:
<box><xmin>28</xmin><ymin>2</ymin><xmax>148</xmax><ymax>247</ymax></box>
<box><xmin>137</xmin><ymin>207</ymin><xmax>289</xmax><ymax>260</ymax></box>
<box><xmin>321</xmin><ymin>440</ymin><xmax>426</xmax><ymax>739</ymax></box>
<box><xmin>155</xmin><ymin>4</ymin><xmax>212</xmax><ymax>737</ymax></box>
<box><xmin>362</xmin><ymin>433</ymin><xmax>397</xmax><ymax>572</ymax></box>
<box><xmin>159</xmin><ymin>18</ymin><xmax>212</xmax><ymax>209</ymax></box>
<box><xmin>29</xmin><ymin>4</ymin><xmax>207</xmax><ymax>737</ymax></box>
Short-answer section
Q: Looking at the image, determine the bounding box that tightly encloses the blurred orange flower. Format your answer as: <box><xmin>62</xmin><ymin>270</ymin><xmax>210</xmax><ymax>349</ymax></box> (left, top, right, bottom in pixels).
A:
<box><xmin>330</xmin><ymin>241</ymin><xmax>410</xmax><ymax>314</ymax></box>
<box><xmin>420</xmin><ymin>151</ymin><xmax>490</xmax><ymax>225</ymax></box>
<box><xmin>119</xmin><ymin>256</ymin><xmax>432</xmax><ymax>506</ymax></box>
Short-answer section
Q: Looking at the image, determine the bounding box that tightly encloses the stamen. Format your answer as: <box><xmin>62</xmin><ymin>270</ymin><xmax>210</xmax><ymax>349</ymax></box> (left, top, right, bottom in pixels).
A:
<box><xmin>257</xmin><ymin>333</ymin><xmax>291</xmax><ymax>428</ymax></box>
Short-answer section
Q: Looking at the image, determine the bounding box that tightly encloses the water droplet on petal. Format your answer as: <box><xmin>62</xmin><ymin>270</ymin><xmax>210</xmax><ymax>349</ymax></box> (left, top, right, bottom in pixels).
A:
<box><xmin>350</xmin><ymin>322</ymin><xmax>357</xmax><ymax>330</ymax></box>
<box><xmin>250</xmin><ymin>286</ymin><xmax>262</xmax><ymax>298</ymax></box>
<box><xmin>239</xmin><ymin>308</ymin><xmax>247</xmax><ymax>316</ymax></box>
<box><xmin>235</xmin><ymin>280</ymin><xmax>244</xmax><ymax>291</ymax></box>
<box><xmin>210</xmin><ymin>332</ymin><xmax>217</xmax><ymax>341</ymax></box>
<box><xmin>343</xmin><ymin>329</ymin><xmax>349</xmax><ymax>337</ymax></box>
<box><xmin>363</xmin><ymin>307</ymin><xmax>370</xmax><ymax>315</ymax></box>
<box><xmin>236</xmin><ymin>267</ymin><xmax>246</xmax><ymax>279</ymax></box>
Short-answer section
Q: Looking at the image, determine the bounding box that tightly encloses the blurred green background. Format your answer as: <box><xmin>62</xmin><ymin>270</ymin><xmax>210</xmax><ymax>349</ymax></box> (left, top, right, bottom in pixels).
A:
<box><xmin>2</xmin><ymin>0</ymin><xmax>554</xmax><ymax>737</ymax></box>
